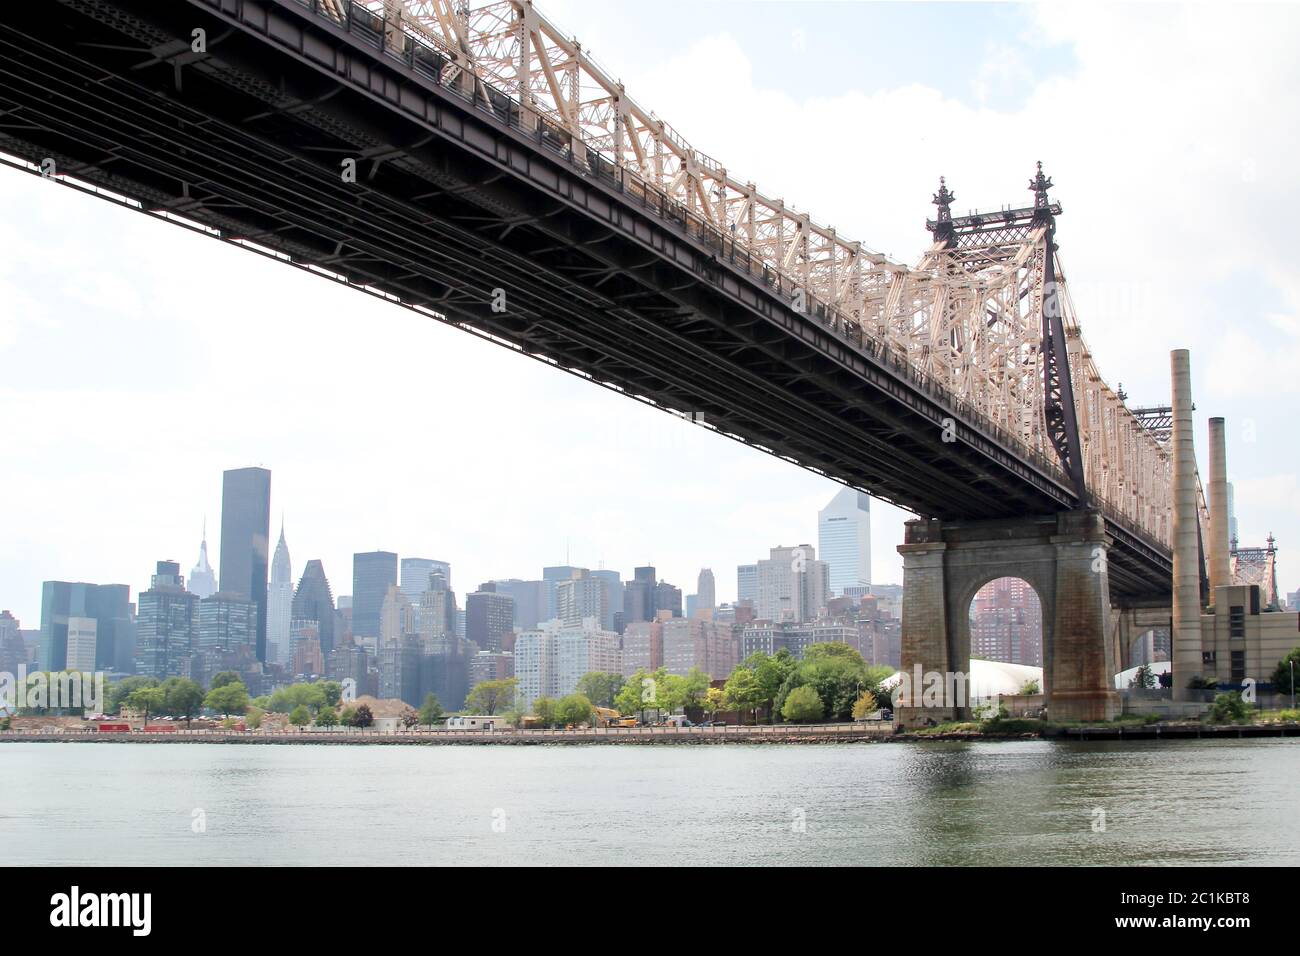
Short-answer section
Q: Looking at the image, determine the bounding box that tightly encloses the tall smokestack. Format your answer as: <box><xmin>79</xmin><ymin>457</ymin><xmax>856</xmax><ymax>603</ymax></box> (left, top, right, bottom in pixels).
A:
<box><xmin>1207</xmin><ymin>417</ymin><xmax>1231</xmax><ymax>597</ymax></box>
<box><xmin>1171</xmin><ymin>350</ymin><xmax>1202</xmax><ymax>698</ymax></box>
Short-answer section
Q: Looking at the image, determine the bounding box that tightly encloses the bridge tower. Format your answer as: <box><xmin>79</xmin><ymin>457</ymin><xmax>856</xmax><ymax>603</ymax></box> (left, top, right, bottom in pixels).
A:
<box><xmin>896</xmin><ymin>167</ymin><xmax>1121</xmax><ymax>725</ymax></box>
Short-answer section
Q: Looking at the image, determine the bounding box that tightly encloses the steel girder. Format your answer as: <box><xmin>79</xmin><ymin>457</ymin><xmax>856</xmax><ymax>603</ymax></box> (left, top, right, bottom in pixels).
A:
<box><xmin>0</xmin><ymin>0</ymin><xmax>1172</xmax><ymax>597</ymax></box>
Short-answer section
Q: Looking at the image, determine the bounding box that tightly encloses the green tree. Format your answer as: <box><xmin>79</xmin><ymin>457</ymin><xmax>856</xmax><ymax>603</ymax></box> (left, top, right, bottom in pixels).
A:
<box><xmin>723</xmin><ymin>667</ymin><xmax>764</xmax><ymax>723</ymax></box>
<box><xmin>209</xmin><ymin>671</ymin><xmax>240</xmax><ymax>690</ymax></box>
<box><xmin>319</xmin><ymin>681</ymin><xmax>344</xmax><ymax>708</ymax></box>
<box><xmin>1269</xmin><ymin>648</ymin><xmax>1300</xmax><ymax>699</ymax></box>
<box><xmin>1208</xmin><ymin>691</ymin><xmax>1249</xmax><ymax>724</ymax></box>
<box><xmin>614</xmin><ymin>668</ymin><xmax>663</xmax><ymax>718</ymax></box>
<box><xmin>863</xmin><ymin>664</ymin><xmax>896</xmax><ymax>688</ymax></box>
<box><xmin>289</xmin><ymin>705</ymin><xmax>312</xmax><ymax>726</ymax></box>
<box><xmin>681</xmin><ymin>667</ymin><xmax>711</xmax><ymax>710</ymax></box>
<box><xmin>245</xmin><ymin>706</ymin><xmax>264</xmax><ymax>730</ymax></box>
<box><xmin>127</xmin><ymin>686</ymin><xmax>166</xmax><ymax>724</ymax></box>
<box><xmin>160</xmin><ymin>677</ymin><xmax>205</xmax><ymax>726</ymax></box>
<box><xmin>268</xmin><ymin>682</ymin><xmax>327</xmax><ymax>715</ymax></box>
<box><xmin>418</xmin><ymin>693</ymin><xmax>444</xmax><ymax>726</ymax></box>
<box><xmin>703</xmin><ymin>686</ymin><xmax>725</xmax><ymax>722</ymax></box>
<box><xmin>851</xmin><ymin>689</ymin><xmax>878</xmax><ymax>719</ymax></box>
<box><xmin>400</xmin><ymin>706</ymin><xmax>420</xmax><ymax>729</ymax></box>
<box><xmin>1020</xmin><ymin>679</ymin><xmax>1041</xmax><ymax>695</ymax></box>
<box><xmin>575</xmin><ymin>672</ymin><xmax>626</xmax><ymax>709</ymax></box>
<box><xmin>778</xmin><ymin>648</ymin><xmax>869</xmax><ymax>721</ymax></box>
<box><xmin>747</xmin><ymin>649</ymin><xmax>799</xmax><ymax>721</ymax></box>
<box><xmin>803</xmin><ymin>643</ymin><xmax>866</xmax><ymax>664</ymax></box>
<box><xmin>339</xmin><ymin>706</ymin><xmax>357</xmax><ymax>727</ymax></box>
<box><xmin>782</xmin><ymin>685</ymin><xmax>825</xmax><ymax>723</ymax></box>
<box><xmin>352</xmin><ymin>704</ymin><xmax>374</xmax><ymax>728</ymax></box>
<box><xmin>557</xmin><ymin>693</ymin><xmax>594</xmax><ymax>727</ymax></box>
<box><xmin>654</xmin><ymin>673</ymin><xmax>687</xmax><ymax>714</ymax></box>
<box><xmin>107</xmin><ymin>676</ymin><xmax>159</xmax><ymax>715</ymax></box>
<box><xmin>204</xmin><ymin>680</ymin><xmax>250</xmax><ymax>716</ymax></box>
<box><xmin>532</xmin><ymin>696</ymin><xmax>559</xmax><ymax>727</ymax></box>
<box><xmin>315</xmin><ymin>707</ymin><xmax>339</xmax><ymax>728</ymax></box>
<box><xmin>464</xmin><ymin>678</ymin><xmax>518</xmax><ymax>715</ymax></box>
<box><xmin>1129</xmin><ymin>664</ymin><xmax>1156</xmax><ymax>689</ymax></box>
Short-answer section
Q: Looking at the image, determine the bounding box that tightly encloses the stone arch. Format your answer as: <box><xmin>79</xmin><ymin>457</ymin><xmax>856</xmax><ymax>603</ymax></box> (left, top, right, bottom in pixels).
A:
<box><xmin>899</xmin><ymin>509</ymin><xmax>1121</xmax><ymax>723</ymax></box>
<box><xmin>942</xmin><ymin>537</ymin><xmax>1058</xmax><ymax>699</ymax></box>
<box><xmin>963</xmin><ymin>574</ymin><xmax>1047</xmax><ymax>670</ymax></box>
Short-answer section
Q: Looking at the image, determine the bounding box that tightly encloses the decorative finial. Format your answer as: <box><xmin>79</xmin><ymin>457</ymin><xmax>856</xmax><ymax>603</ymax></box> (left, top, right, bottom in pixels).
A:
<box><xmin>1116</xmin><ymin>382</ymin><xmax>1127</xmax><ymax>402</ymax></box>
<box><xmin>932</xmin><ymin>176</ymin><xmax>955</xmax><ymax>223</ymax></box>
<box><xmin>1030</xmin><ymin>160</ymin><xmax>1053</xmax><ymax>209</ymax></box>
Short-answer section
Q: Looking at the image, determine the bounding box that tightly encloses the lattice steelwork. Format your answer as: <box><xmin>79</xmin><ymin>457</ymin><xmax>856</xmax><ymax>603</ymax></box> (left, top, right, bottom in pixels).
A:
<box><xmin>339</xmin><ymin>0</ymin><xmax>1174</xmax><ymax>548</ymax></box>
<box><xmin>1232</xmin><ymin>537</ymin><xmax>1280</xmax><ymax>610</ymax></box>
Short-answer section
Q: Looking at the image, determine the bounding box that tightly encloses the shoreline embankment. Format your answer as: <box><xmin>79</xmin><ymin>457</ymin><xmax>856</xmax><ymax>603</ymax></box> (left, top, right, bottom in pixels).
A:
<box><xmin>3</xmin><ymin>722</ymin><xmax>1298</xmax><ymax>746</ymax></box>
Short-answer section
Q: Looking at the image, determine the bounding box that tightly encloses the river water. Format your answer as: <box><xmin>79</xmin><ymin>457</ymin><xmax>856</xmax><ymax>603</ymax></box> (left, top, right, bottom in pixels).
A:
<box><xmin>2</xmin><ymin>739</ymin><xmax>1297</xmax><ymax>866</ymax></box>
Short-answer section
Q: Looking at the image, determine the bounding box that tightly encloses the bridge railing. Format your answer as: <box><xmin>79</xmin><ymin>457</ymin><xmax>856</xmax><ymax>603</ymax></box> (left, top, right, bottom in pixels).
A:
<box><xmin>289</xmin><ymin>0</ymin><xmax>1167</xmax><ymax>553</ymax></box>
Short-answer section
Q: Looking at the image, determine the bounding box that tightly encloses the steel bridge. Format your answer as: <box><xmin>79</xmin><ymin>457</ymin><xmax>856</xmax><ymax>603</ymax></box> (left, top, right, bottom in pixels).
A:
<box><xmin>0</xmin><ymin>0</ymin><xmax>1174</xmax><ymax>599</ymax></box>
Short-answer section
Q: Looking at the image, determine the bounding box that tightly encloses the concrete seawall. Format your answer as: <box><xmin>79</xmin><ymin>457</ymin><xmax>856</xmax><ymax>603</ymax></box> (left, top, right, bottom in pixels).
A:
<box><xmin>0</xmin><ymin>723</ymin><xmax>897</xmax><ymax>746</ymax></box>
<box><xmin>4</xmin><ymin>722</ymin><xmax>1296</xmax><ymax>745</ymax></box>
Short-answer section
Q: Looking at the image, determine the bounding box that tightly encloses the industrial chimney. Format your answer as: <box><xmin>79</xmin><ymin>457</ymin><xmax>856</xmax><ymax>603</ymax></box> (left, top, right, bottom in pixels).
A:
<box><xmin>1207</xmin><ymin>417</ymin><xmax>1232</xmax><ymax>599</ymax></box>
<box><xmin>1170</xmin><ymin>350</ymin><xmax>1203</xmax><ymax>698</ymax></box>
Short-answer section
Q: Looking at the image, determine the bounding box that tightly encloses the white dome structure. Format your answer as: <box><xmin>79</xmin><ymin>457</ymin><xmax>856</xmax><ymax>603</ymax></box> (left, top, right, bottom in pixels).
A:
<box><xmin>880</xmin><ymin>658</ymin><xmax>1043</xmax><ymax>704</ymax></box>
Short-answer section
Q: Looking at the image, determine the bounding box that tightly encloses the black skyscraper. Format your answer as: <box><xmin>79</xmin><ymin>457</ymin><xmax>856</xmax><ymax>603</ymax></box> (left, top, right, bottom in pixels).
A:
<box><xmin>219</xmin><ymin>467</ymin><xmax>271</xmax><ymax>662</ymax></box>
<box><xmin>352</xmin><ymin>551</ymin><xmax>398</xmax><ymax>641</ymax></box>
<box><xmin>292</xmin><ymin>560</ymin><xmax>336</xmax><ymax>655</ymax></box>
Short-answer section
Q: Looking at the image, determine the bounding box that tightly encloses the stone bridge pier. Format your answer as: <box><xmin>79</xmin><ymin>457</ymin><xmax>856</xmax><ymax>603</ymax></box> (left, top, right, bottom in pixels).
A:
<box><xmin>895</xmin><ymin>509</ymin><xmax>1121</xmax><ymax>725</ymax></box>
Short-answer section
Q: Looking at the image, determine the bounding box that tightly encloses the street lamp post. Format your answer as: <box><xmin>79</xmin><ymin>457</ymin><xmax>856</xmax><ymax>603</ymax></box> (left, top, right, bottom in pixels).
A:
<box><xmin>1290</xmin><ymin>660</ymin><xmax>1295</xmax><ymax>711</ymax></box>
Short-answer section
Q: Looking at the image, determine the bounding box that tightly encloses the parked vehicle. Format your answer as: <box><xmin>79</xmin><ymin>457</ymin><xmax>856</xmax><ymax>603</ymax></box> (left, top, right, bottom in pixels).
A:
<box><xmin>445</xmin><ymin>715</ymin><xmax>505</xmax><ymax>731</ymax></box>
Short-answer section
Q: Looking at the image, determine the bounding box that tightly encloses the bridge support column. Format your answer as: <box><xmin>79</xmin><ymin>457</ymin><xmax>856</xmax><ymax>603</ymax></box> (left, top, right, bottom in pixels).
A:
<box><xmin>896</xmin><ymin>509</ymin><xmax>1121</xmax><ymax>728</ymax></box>
<box><xmin>1047</xmin><ymin>510</ymin><xmax>1122</xmax><ymax>721</ymax></box>
<box><xmin>896</xmin><ymin>520</ymin><xmax>961</xmax><ymax>726</ymax></box>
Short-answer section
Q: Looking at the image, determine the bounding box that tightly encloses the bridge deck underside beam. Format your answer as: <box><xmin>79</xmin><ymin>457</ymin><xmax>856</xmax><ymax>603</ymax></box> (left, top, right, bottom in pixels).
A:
<box><xmin>0</xmin><ymin>0</ymin><xmax>1170</xmax><ymax>599</ymax></box>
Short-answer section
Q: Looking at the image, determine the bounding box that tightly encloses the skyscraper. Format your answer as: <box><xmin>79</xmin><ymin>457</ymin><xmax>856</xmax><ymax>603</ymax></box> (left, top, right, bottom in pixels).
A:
<box><xmin>466</xmin><ymin>590</ymin><xmax>516</xmax><ymax>652</ymax></box>
<box><xmin>39</xmin><ymin>581</ymin><xmax>132</xmax><ymax>672</ymax></box>
<box><xmin>196</xmin><ymin>592</ymin><xmax>257</xmax><ymax>654</ymax></box>
<box><xmin>591</xmin><ymin>570</ymin><xmax>623</xmax><ymax>631</ymax></box>
<box><xmin>488</xmin><ymin>579</ymin><xmax>546</xmax><ymax>630</ymax></box>
<box><xmin>556</xmin><ymin>571</ymin><xmax>606</xmax><ymax>629</ymax></box>
<box><xmin>818</xmin><ymin>487</ymin><xmax>872</xmax><ymax>596</ymax></box>
<box><xmin>136</xmin><ymin>560</ymin><xmax>198</xmax><ymax>679</ymax></box>
<box><xmin>624</xmin><ymin>566</ymin><xmax>657</xmax><ymax>623</ymax></box>
<box><xmin>189</xmin><ymin>521</ymin><xmax>217</xmax><ymax>600</ymax></box>
<box><xmin>737</xmin><ymin>564</ymin><xmax>758</xmax><ymax>607</ymax></box>
<box><xmin>542</xmin><ymin>565</ymin><xmax>583</xmax><ymax>621</ymax></box>
<box><xmin>654</xmin><ymin>581</ymin><xmax>683</xmax><ymax>618</ymax></box>
<box><xmin>352</xmin><ymin>551</ymin><xmax>398</xmax><ymax>642</ymax></box>
<box><xmin>696</xmin><ymin>569</ymin><xmax>716</xmax><ymax>611</ymax></box>
<box><xmin>218</xmin><ymin>467</ymin><xmax>271</xmax><ymax>661</ymax></box>
<box><xmin>400</xmin><ymin>557</ymin><xmax>452</xmax><ymax>602</ymax></box>
<box><xmin>291</xmin><ymin>560</ymin><xmax>336</xmax><ymax>657</ymax></box>
<box><xmin>267</xmin><ymin>521</ymin><xmax>293</xmax><ymax>665</ymax></box>
<box><xmin>754</xmin><ymin>545</ymin><xmax>829</xmax><ymax>623</ymax></box>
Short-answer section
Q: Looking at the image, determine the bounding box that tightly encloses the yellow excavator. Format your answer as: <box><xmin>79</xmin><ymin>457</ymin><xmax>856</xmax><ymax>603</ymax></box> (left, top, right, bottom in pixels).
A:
<box><xmin>592</xmin><ymin>706</ymin><xmax>636</xmax><ymax>728</ymax></box>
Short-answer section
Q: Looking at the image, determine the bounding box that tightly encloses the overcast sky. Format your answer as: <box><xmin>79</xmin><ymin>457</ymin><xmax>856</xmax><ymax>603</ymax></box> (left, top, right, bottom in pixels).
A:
<box><xmin>2</xmin><ymin>1</ymin><xmax>1297</xmax><ymax>626</ymax></box>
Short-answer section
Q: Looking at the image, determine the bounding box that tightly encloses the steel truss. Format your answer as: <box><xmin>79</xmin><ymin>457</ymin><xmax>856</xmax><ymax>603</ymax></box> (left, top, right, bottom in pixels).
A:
<box><xmin>350</xmin><ymin>0</ymin><xmax>1172</xmax><ymax>548</ymax></box>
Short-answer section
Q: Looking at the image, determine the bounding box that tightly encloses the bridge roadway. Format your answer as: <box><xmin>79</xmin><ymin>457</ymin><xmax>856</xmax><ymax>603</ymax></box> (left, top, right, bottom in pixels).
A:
<box><xmin>0</xmin><ymin>0</ymin><xmax>1171</xmax><ymax>599</ymax></box>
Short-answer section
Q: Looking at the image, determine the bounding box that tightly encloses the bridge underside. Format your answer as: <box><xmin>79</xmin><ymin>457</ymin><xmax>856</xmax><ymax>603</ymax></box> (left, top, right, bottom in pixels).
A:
<box><xmin>0</xmin><ymin>0</ymin><xmax>1169</xmax><ymax>599</ymax></box>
